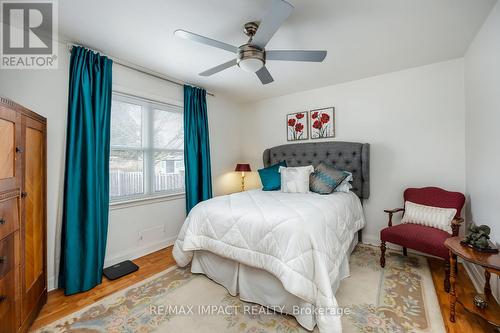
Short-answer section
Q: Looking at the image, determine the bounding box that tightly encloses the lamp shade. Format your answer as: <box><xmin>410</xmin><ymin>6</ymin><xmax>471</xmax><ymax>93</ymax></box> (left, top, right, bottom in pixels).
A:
<box><xmin>235</xmin><ymin>163</ymin><xmax>251</xmax><ymax>172</ymax></box>
<box><xmin>238</xmin><ymin>58</ymin><xmax>264</xmax><ymax>73</ymax></box>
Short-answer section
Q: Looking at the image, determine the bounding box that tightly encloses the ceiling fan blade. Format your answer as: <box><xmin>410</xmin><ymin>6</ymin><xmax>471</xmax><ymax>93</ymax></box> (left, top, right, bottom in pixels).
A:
<box><xmin>252</xmin><ymin>0</ymin><xmax>294</xmax><ymax>49</ymax></box>
<box><xmin>175</xmin><ymin>29</ymin><xmax>238</xmax><ymax>54</ymax></box>
<box><xmin>256</xmin><ymin>66</ymin><xmax>274</xmax><ymax>84</ymax></box>
<box><xmin>199</xmin><ymin>59</ymin><xmax>237</xmax><ymax>76</ymax></box>
<box><xmin>266</xmin><ymin>50</ymin><xmax>327</xmax><ymax>62</ymax></box>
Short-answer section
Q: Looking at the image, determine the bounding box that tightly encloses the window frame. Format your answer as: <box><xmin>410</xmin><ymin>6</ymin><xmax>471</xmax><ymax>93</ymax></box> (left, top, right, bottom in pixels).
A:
<box><xmin>110</xmin><ymin>92</ymin><xmax>185</xmax><ymax>203</ymax></box>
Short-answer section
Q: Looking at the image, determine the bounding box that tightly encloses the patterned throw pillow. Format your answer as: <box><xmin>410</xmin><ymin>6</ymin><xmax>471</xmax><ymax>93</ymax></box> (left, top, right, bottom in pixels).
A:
<box><xmin>310</xmin><ymin>163</ymin><xmax>350</xmax><ymax>194</ymax></box>
<box><xmin>401</xmin><ymin>201</ymin><xmax>456</xmax><ymax>233</ymax></box>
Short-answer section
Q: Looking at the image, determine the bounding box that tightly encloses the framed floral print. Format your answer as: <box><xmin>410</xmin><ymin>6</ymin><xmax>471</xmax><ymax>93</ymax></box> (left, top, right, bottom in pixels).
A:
<box><xmin>310</xmin><ymin>107</ymin><xmax>335</xmax><ymax>139</ymax></box>
<box><xmin>286</xmin><ymin>111</ymin><xmax>308</xmax><ymax>141</ymax></box>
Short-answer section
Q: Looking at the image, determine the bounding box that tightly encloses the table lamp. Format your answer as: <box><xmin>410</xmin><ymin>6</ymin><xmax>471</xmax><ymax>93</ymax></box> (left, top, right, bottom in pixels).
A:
<box><xmin>235</xmin><ymin>163</ymin><xmax>251</xmax><ymax>191</ymax></box>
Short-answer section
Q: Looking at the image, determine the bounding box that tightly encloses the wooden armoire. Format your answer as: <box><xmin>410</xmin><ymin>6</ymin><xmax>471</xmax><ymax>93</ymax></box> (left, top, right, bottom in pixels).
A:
<box><xmin>0</xmin><ymin>97</ymin><xmax>47</xmax><ymax>333</ymax></box>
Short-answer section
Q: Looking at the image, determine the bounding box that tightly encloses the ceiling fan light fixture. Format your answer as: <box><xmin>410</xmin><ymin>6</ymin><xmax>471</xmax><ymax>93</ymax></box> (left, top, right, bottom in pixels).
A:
<box><xmin>237</xmin><ymin>44</ymin><xmax>265</xmax><ymax>73</ymax></box>
<box><xmin>238</xmin><ymin>58</ymin><xmax>264</xmax><ymax>73</ymax></box>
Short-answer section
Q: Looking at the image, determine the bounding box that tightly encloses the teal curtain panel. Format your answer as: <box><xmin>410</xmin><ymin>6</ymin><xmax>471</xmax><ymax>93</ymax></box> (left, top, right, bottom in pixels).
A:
<box><xmin>59</xmin><ymin>46</ymin><xmax>113</xmax><ymax>295</ymax></box>
<box><xmin>183</xmin><ymin>85</ymin><xmax>213</xmax><ymax>214</ymax></box>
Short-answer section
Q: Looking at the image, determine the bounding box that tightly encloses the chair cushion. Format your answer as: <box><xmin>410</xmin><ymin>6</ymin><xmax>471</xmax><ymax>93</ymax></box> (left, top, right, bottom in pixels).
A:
<box><xmin>380</xmin><ymin>223</ymin><xmax>451</xmax><ymax>259</ymax></box>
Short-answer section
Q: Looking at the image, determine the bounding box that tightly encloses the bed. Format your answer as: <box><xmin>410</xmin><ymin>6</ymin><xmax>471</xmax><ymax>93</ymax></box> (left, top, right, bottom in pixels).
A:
<box><xmin>174</xmin><ymin>141</ymin><xmax>370</xmax><ymax>332</ymax></box>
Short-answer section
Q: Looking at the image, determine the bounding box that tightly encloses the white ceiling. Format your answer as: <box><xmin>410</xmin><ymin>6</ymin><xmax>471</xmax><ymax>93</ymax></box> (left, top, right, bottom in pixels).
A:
<box><xmin>59</xmin><ymin>0</ymin><xmax>496</xmax><ymax>103</ymax></box>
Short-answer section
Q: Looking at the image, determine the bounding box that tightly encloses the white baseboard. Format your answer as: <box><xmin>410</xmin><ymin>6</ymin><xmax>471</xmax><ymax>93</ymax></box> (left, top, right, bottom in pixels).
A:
<box><xmin>48</xmin><ymin>276</ymin><xmax>56</xmax><ymax>291</ymax></box>
<box><xmin>360</xmin><ymin>233</ymin><xmax>379</xmax><ymax>246</ymax></box>
<box><xmin>463</xmin><ymin>261</ymin><xmax>484</xmax><ymax>293</ymax></box>
<box><xmin>103</xmin><ymin>236</ymin><xmax>176</xmax><ymax>268</ymax></box>
<box><xmin>47</xmin><ymin>236</ymin><xmax>177</xmax><ymax>291</ymax></box>
<box><xmin>362</xmin><ymin>233</ymin><xmax>420</xmax><ymax>252</ymax></box>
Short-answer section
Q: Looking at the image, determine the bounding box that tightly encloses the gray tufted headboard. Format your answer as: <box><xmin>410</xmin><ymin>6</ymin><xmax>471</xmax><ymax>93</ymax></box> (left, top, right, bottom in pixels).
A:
<box><xmin>263</xmin><ymin>141</ymin><xmax>370</xmax><ymax>199</ymax></box>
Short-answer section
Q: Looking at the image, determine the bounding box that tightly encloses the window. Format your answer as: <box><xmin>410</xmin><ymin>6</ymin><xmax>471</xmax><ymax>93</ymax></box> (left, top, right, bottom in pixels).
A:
<box><xmin>110</xmin><ymin>93</ymin><xmax>184</xmax><ymax>202</ymax></box>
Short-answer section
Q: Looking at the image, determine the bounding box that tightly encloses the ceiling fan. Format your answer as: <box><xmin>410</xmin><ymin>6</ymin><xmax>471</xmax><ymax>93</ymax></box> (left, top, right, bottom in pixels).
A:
<box><xmin>174</xmin><ymin>0</ymin><xmax>327</xmax><ymax>85</ymax></box>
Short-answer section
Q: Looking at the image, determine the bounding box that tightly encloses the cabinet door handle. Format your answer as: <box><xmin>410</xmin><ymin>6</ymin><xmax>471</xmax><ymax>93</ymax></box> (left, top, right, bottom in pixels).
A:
<box><xmin>0</xmin><ymin>295</ymin><xmax>6</xmax><ymax>303</ymax></box>
<box><xmin>0</xmin><ymin>256</ymin><xmax>5</xmax><ymax>264</ymax></box>
<box><xmin>21</xmin><ymin>192</ymin><xmax>28</xmax><ymax>198</ymax></box>
<box><xmin>15</xmin><ymin>147</ymin><xmax>23</xmax><ymax>153</ymax></box>
<box><xmin>0</xmin><ymin>218</ymin><xmax>5</xmax><ymax>225</ymax></box>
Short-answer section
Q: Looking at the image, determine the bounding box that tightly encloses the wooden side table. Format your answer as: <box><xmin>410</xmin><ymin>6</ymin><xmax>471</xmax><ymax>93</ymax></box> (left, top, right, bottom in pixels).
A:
<box><xmin>445</xmin><ymin>236</ymin><xmax>500</xmax><ymax>327</ymax></box>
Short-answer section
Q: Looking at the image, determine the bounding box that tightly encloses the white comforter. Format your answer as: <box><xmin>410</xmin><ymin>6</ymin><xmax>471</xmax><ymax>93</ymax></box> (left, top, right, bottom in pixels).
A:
<box><xmin>173</xmin><ymin>189</ymin><xmax>365</xmax><ymax>332</ymax></box>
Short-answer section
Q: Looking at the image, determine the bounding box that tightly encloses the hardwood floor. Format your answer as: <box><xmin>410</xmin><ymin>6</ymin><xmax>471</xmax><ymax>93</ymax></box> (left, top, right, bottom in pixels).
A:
<box><xmin>31</xmin><ymin>246</ymin><xmax>497</xmax><ymax>332</ymax></box>
<box><xmin>30</xmin><ymin>246</ymin><xmax>176</xmax><ymax>331</ymax></box>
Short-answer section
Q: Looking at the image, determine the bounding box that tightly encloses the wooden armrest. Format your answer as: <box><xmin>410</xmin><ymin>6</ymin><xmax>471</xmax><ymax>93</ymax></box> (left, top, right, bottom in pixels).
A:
<box><xmin>384</xmin><ymin>208</ymin><xmax>405</xmax><ymax>214</ymax></box>
<box><xmin>384</xmin><ymin>208</ymin><xmax>405</xmax><ymax>227</ymax></box>
<box><xmin>451</xmin><ymin>217</ymin><xmax>464</xmax><ymax>237</ymax></box>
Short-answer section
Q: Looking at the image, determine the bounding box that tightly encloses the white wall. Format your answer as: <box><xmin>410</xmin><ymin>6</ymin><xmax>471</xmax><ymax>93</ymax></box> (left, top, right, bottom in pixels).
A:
<box><xmin>0</xmin><ymin>41</ymin><xmax>244</xmax><ymax>290</ymax></box>
<box><xmin>241</xmin><ymin>59</ymin><xmax>467</xmax><ymax>245</ymax></box>
<box><xmin>465</xmin><ymin>2</ymin><xmax>500</xmax><ymax>244</ymax></box>
<box><xmin>464</xmin><ymin>1</ymin><xmax>500</xmax><ymax>299</ymax></box>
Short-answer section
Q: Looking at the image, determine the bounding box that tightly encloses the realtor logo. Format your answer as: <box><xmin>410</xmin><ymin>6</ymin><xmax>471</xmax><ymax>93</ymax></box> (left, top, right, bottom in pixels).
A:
<box><xmin>1</xmin><ymin>0</ymin><xmax>58</xmax><ymax>69</ymax></box>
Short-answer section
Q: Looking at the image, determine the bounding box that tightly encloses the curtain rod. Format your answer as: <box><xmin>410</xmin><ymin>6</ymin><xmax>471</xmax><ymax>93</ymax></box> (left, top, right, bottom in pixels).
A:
<box><xmin>67</xmin><ymin>43</ymin><xmax>215</xmax><ymax>97</ymax></box>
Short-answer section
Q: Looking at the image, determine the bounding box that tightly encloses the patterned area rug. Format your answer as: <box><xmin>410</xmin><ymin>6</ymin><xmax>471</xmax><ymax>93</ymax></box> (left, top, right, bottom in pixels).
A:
<box><xmin>35</xmin><ymin>245</ymin><xmax>444</xmax><ymax>333</ymax></box>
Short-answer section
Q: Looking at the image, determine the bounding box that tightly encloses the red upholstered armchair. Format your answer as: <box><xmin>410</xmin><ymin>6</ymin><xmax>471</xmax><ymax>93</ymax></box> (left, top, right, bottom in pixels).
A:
<box><xmin>380</xmin><ymin>187</ymin><xmax>465</xmax><ymax>292</ymax></box>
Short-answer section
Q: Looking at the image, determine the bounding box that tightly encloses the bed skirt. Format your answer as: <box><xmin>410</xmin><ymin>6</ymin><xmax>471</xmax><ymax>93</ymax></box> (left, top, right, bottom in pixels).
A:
<box><xmin>191</xmin><ymin>237</ymin><xmax>359</xmax><ymax>331</ymax></box>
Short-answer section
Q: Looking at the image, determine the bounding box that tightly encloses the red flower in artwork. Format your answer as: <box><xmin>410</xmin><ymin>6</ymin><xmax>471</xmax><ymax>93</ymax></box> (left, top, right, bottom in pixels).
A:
<box><xmin>295</xmin><ymin>123</ymin><xmax>304</xmax><ymax>132</ymax></box>
<box><xmin>313</xmin><ymin>120</ymin><xmax>322</xmax><ymax>129</ymax></box>
<box><xmin>321</xmin><ymin>113</ymin><xmax>330</xmax><ymax>123</ymax></box>
<box><xmin>312</xmin><ymin>111</ymin><xmax>319</xmax><ymax>119</ymax></box>
<box><xmin>288</xmin><ymin>118</ymin><xmax>296</xmax><ymax>127</ymax></box>
<box><xmin>295</xmin><ymin>112</ymin><xmax>304</xmax><ymax>119</ymax></box>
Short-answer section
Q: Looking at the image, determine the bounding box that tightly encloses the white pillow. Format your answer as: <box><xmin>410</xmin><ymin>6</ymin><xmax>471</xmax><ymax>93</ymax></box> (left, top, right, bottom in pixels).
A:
<box><xmin>334</xmin><ymin>181</ymin><xmax>352</xmax><ymax>193</ymax></box>
<box><xmin>279</xmin><ymin>165</ymin><xmax>314</xmax><ymax>193</ymax></box>
<box><xmin>334</xmin><ymin>172</ymin><xmax>353</xmax><ymax>193</ymax></box>
<box><xmin>401</xmin><ymin>201</ymin><xmax>456</xmax><ymax>233</ymax></box>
